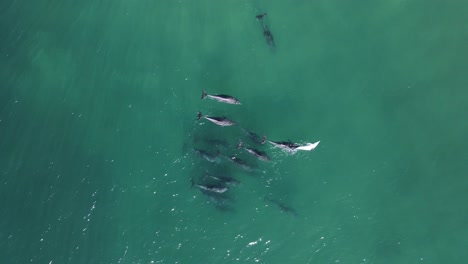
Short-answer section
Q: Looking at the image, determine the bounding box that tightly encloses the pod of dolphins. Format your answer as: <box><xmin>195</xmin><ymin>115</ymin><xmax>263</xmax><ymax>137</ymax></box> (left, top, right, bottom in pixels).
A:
<box><xmin>189</xmin><ymin>87</ymin><xmax>320</xmax><ymax>213</ymax></box>
<box><xmin>187</xmin><ymin>13</ymin><xmax>319</xmax><ymax>213</ymax></box>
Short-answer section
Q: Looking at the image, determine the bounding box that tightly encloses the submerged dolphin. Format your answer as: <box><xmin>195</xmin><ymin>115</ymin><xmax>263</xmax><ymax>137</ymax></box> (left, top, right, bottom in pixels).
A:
<box><xmin>194</xmin><ymin>136</ymin><xmax>230</xmax><ymax>149</ymax></box>
<box><xmin>262</xmin><ymin>136</ymin><xmax>320</xmax><ymax>154</ymax></box>
<box><xmin>191</xmin><ymin>148</ymin><xmax>220</xmax><ymax>163</ymax></box>
<box><xmin>199</xmin><ymin>189</ymin><xmax>234</xmax><ymax>212</ymax></box>
<box><xmin>224</xmin><ymin>155</ymin><xmax>254</xmax><ymax>172</ymax></box>
<box><xmin>240</xmin><ymin>127</ymin><xmax>263</xmax><ymax>145</ymax></box>
<box><xmin>191</xmin><ymin>179</ymin><xmax>228</xmax><ymax>193</ymax></box>
<box><xmin>201</xmin><ymin>90</ymin><xmax>241</xmax><ymax>105</ymax></box>
<box><xmin>237</xmin><ymin>140</ymin><xmax>270</xmax><ymax>162</ymax></box>
<box><xmin>264</xmin><ymin>197</ymin><xmax>298</xmax><ymax>216</ymax></box>
<box><xmin>205</xmin><ymin>173</ymin><xmax>240</xmax><ymax>187</ymax></box>
<box><xmin>256</xmin><ymin>13</ymin><xmax>275</xmax><ymax>48</ymax></box>
<box><xmin>204</xmin><ymin>138</ymin><xmax>230</xmax><ymax>148</ymax></box>
<box><xmin>197</xmin><ymin>112</ymin><xmax>236</xmax><ymax>127</ymax></box>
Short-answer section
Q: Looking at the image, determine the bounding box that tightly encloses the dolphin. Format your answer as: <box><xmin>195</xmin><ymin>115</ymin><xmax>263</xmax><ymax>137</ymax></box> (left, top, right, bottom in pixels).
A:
<box><xmin>191</xmin><ymin>179</ymin><xmax>228</xmax><ymax>193</ymax></box>
<box><xmin>191</xmin><ymin>148</ymin><xmax>221</xmax><ymax>163</ymax></box>
<box><xmin>262</xmin><ymin>24</ymin><xmax>275</xmax><ymax>48</ymax></box>
<box><xmin>264</xmin><ymin>197</ymin><xmax>298</xmax><ymax>216</ymax></box>
<box><xmin>197</xmin><ymin>112</ymin><xmax>236</xmax><ymax>127</ymax></box>
<box><xmin>262</xmin><ymin>136</ymin><xmax>320</xmax><ymax>154</ymax></box>
<box><xmin>237</xmin><ymin>140</ymin><xmax>270</xmax><ymax>162</ymax></box>
<box><xmin>262</xmin><ymin>136</ymin><xmax>300</xmax><ymax>153</ymax></box>
<box><xmin>240</xmin><ymin>127</ymin><xmax>263</xmax><ymax>145</ymax></box>
<box><xmin>199</xmin><ymin>189</ymin><xmax>234</xmax><ymax>212</ymax></box>
<box><xmin>201</xmin><ymin>90</ymin><xmax>241</xmax><ymax>105</ymax></box>
<box><xmin>224</xmin><ymin>155</ymin><xmax>254</xmax><ymax>172</ymax></box>
<box><xmin>204</xmin><ymin>138</ymin><xmax>230</xmax><ymax>148</ymax></box>
<box><xmin>256</xmin><ymin>13</ymin><xmax>275</xmax><ymax>48</ymax></box>
<box><xmin>194</xmin><ymin>135</ymin><xmax>230</xmax><ymax>149</ymax></box>
<box><xmin>205</xmin><ymin>173</ymin><xmax>240</xmax><ymax>187</ymax></box>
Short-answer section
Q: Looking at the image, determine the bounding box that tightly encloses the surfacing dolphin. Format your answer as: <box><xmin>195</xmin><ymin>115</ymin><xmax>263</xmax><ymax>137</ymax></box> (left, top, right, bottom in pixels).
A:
<box><xmin>256</xmin><ymin>13</ymin><xmax>275</xmax><ymax>48</ymax></box>
<box><xmin>262</xmin><ymin>136</ymin><xmax>320</xmax><ymax>154</ymax></box>
<box><xmin>197</xmin><ymin>112</ymin><xmax>236</xmax><ymax>127</ymax></box>
<box><xmin>201</xmin><ymin>90</ymin><xmax>241</xmax><ymax>105</ymax></box>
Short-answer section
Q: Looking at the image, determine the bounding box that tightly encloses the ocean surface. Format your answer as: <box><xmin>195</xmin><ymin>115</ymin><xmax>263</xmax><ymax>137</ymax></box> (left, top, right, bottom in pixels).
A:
<box><xmin>1</xmin><ymin>0</ymin><xmax>468</xmax><ymax>263</ymax></box>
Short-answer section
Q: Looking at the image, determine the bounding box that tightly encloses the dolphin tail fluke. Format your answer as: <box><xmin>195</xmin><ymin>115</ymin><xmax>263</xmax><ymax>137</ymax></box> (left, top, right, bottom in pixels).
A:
<box><xmin>197</xmin><ymin>111</ymin><xmax>202</xmax><ymax>120</ymax></box>
<box><xmin>201</xmin><ymin>90</ymin><xmax>207</xmax><ymax>99</ymax></box>
<box><xmin>256</xmin><ymin>13</ymin><xmax>267</xmax><ymax>20</ymax></box>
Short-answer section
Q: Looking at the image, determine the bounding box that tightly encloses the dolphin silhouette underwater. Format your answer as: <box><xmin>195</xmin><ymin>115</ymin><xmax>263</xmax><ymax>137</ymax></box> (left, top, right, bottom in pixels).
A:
<box><xmin>237</xmin><ymin>140</ymin><xmax>270</xmax><ymax>161</ymax></box>
<box><xmin>256</xmin><ymin>13</ymin><xmax>275</xmax><ymax>48</ymax></box>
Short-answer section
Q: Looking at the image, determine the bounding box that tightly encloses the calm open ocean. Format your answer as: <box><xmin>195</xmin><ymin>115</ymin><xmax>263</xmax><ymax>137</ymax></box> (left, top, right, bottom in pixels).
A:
<box><xmin>1</xmin><ymin>0</ymin><xmax>468</xmax><ymax>263</ymax></box>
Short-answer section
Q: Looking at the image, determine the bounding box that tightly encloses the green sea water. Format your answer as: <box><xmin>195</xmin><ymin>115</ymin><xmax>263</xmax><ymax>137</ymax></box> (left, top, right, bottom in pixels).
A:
<box><xmin>1</xmin><ymin>0</ymin><xmax>468</xmax><ymax>263</ymax></box>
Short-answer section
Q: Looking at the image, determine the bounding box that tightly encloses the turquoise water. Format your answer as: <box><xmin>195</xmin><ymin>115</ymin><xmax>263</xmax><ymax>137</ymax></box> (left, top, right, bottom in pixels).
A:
<box><xmin>1</xmin><ymin>0</ymin><xmax>468</xmax><ymax>263</ymax></box>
